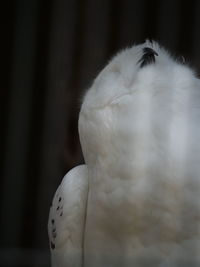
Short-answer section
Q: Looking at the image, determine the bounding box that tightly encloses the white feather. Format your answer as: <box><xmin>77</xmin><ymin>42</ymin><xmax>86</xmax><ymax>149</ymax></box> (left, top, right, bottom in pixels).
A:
<box><xmin>49</xmin><ymin>41</ymin><xmax>200</xmax><ymax>266</ymax></box>
<box><xmin>48</xmin><ymin>165</ymin><xmax>88</xmax><ymax>267</ymax></box>
<box><xmin>79</xmin><ymin>41</ymin><xmax>200</xmax><ymax>266</ymax></box>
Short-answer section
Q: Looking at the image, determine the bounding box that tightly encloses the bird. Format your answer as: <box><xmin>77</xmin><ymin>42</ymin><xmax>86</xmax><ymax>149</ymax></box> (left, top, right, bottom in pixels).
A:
<box><xmin>48</xmin><ymin>40</ymin><xmax>200</xmax><ymax>267</ymax></box>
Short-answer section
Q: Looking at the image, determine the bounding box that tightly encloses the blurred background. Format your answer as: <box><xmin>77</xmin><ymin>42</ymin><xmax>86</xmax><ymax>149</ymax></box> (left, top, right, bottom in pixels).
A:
<box><xmin>1</xmin><ymin>0</ymin><xmax>200</xmax><ymax>266</ymax></box>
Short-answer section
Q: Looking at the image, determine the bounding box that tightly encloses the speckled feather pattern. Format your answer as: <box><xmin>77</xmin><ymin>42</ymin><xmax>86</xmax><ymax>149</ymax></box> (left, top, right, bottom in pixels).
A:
<box><xmin>48</xmin><ymin>165</ymin><xmax>88</xmax><ymax>267</ymax></box>
<box><xmin>49</xmin><ymin>41</ymin><xmax>200</xmax><ymax>267</ymax></box>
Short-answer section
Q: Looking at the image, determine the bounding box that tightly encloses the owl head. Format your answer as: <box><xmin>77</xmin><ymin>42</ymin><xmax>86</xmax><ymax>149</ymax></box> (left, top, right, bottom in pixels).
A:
<box><xmin>80</xmin><ymin>40</ymin><xmax>194</xmax><ymax>111</ymax></box>
<box><xmin>79</xmin><ymin>41</ymin><xmax>196</xmax><ymax>165</ymax></box>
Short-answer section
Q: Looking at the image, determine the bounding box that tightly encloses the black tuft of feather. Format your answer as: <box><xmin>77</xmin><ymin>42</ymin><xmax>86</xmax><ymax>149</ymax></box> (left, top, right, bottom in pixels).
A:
<box><xmin>138</xmin><ymin>47</ymin><xmax>158</xmax><ymax>68</ymax></box>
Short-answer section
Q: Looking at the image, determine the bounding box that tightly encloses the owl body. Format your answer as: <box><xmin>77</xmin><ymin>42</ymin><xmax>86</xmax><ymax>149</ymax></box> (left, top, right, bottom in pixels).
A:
<box><xmin>79</xmin><ymin>42</ymin><xmax>200</xmax><ymax>266</ymax></box>
<box><xmin>49</xmin><ymin>41</ymin><xmax>200</xmax><ymax>267</ymax></box>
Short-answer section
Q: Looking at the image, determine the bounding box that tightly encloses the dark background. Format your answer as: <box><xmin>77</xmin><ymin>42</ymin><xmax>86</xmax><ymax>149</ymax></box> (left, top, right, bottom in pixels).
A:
<box><xmin>1</xmin><ymin>0</ymin><xmax>200</xmax><ymax>266</ymax></box>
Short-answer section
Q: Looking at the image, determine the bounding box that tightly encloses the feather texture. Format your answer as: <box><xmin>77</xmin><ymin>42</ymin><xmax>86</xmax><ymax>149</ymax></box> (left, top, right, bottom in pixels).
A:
<box><xmin>79</xmin><ymin>41</ymin><xmax>200</xmax><ymax>266</ymax></box>
<box><xmin>48</xmin><ymin>165</ymin><xmax>88</xmax><ymax>267</ymax></box>
<box><xmin>138</xmin><ymin>47</ymin><xmax>158</xmax><ymax>68</ymax></box>
<box><xmin>49</xmin><ymin>41</ymin><xmax>200</xmax><ymax>266</ymax></box>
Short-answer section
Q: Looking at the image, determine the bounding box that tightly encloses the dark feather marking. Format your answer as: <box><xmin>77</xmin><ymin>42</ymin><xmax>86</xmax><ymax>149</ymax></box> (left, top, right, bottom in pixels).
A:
<box><xmin>51</xmin><ymin>241</ymin><xmax>55</xmax><ymax>249</ymax></box>
<box><xmin>138</xmin><ymin>47</ymin><xmax>158</xmax><ymax>68</ymax></box>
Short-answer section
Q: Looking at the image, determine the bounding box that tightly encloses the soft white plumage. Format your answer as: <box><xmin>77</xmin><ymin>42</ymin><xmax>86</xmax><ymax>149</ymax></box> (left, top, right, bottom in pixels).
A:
<box><xmin>48</xmin><ymin>41</ymin><xmax>200</xmax><ymax>267</ymax></box>
<box><xmin>48</xmin><ymin>166</ymin><xmax>88</xmax><ymax>267</ymax></box>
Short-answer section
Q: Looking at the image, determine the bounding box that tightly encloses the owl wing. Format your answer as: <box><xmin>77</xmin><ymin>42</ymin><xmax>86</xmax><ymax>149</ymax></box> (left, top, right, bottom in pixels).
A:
<box><xmin>48</xmin><ymin>165</ymin><xmax>89</xmax><ymax>267</ymax></box>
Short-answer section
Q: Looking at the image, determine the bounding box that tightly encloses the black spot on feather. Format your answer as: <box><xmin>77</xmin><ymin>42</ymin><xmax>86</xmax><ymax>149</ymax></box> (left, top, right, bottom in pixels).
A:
<box><xmin>138</xmin><ymin>47</ymin><xmax>158</xmax><ymax>68</ymax></box>
<box><xmin>51</xmin><ymin>241</ymin><xmax>55</xmax><ymax>249</ymax></box>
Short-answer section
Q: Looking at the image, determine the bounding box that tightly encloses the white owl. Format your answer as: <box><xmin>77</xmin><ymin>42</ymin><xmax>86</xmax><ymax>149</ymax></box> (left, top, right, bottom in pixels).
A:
<box><xmin>48</xmin><ymin>41</ymin><xmax>200</xmax><ymax>267</ymax></box>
